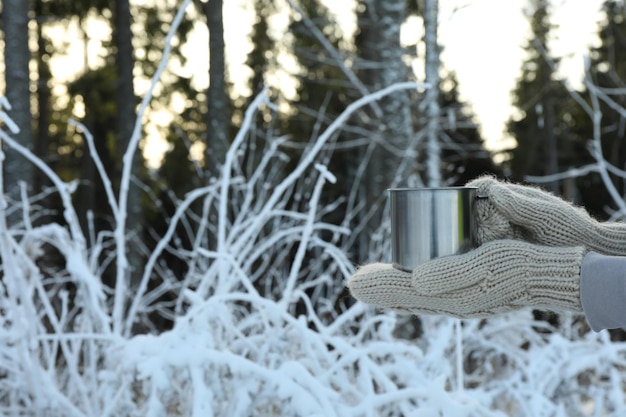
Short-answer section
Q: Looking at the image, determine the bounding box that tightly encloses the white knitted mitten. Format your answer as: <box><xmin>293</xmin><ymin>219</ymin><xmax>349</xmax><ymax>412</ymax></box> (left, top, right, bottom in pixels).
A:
<box><xmin>348</xmin><ymin>240</ymin><xmax>586</xmax><ymax>318</ymax></box>
<box><xmin>469</xmin><ymin>176</ymin><xmax>626</xmax><ymax>255</ymax></box>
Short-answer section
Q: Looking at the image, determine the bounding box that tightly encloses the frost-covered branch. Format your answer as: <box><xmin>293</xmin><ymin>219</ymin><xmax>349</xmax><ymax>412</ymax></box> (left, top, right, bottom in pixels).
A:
<box><xmin>285</xmin><ymin>0</ymin><xmax>383</xmax><ymax>118</ymax></box>
<box><xmin>113</xmin><ymin>0</ymin><xmax>194</xmax><ymax>334</ymax></box>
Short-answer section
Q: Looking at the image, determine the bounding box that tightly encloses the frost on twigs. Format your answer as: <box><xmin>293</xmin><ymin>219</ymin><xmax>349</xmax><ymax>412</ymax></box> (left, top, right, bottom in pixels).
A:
<box><xmin>3</xmin><ymin>88</ymin><xmax>626</xmax><ymax>417</ymax></box>
<box><xmin>0</xmin><ymin>96</ymin><xmax>20</xmax><ymax>134</ymax></box>
<box><xmin>4</xmin><ymin>32</ymin><xmax>626</xmax><ymax>417</ymax></box>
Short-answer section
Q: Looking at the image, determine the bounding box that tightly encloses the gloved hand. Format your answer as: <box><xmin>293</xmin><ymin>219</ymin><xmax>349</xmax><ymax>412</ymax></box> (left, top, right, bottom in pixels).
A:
<box><xmin>468</xmin><ymin>176</ymin><xmax>626</xmax><ymax>255</ymax></box>
<box><xmin>348</xmin><ymin>177</ymin><xmax>626</xmax><ymax>319</ymax></box>
<box><xmin>349</xmin><ymin>240</ymin><xmax>585</xmax><ymax>318</ymax></box>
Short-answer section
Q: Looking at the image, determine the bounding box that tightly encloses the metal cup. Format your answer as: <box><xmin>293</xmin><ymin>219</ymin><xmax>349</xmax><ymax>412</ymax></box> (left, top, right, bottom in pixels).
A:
<box><xmin>389</xmin><ymin>187</ymin><xmax>478</xmax><ymax>272</ymax></box>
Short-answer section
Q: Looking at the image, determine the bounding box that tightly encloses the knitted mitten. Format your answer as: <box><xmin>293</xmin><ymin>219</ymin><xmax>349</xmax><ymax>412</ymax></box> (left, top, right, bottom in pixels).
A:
<box><xmin>348</xmin><ymin>240</ymin><xmax>586</xmax><ymax>318</ymax></box>
<box><xmin>468</xmin><ymin>177</ymin><xmax>626</xmax><ymax>255</ymax></box>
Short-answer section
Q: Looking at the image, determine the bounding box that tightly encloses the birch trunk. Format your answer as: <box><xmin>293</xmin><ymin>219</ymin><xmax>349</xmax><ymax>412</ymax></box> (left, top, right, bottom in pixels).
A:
<box><xmin>356</xmin><ymin>0</ymin><xmax>416</xmax><ymax>260</ymax></box>
<box><xmin>424</xmin><ymin>0</ymin><xmax>441</xmax><ymax>187</ymax></box>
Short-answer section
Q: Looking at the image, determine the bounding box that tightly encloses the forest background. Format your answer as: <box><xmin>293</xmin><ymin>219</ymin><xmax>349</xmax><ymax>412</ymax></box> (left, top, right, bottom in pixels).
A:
<box><xmin>3</xmin><ymin>0</ymin><xmax>626</xmax><ymax>415</ymax></box>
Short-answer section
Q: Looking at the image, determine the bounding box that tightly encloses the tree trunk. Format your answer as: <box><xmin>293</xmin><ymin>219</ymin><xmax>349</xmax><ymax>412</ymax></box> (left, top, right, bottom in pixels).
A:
<box><xmin>35</xmin><ymin>0</ymin><xmax>51</xmax><ymax>196</ymax></box>
<box><xmin>540</xmin><ymin>67</ymin><xmax>559</xmax><ymax>193</ymax></box>
<box><xmin>356</xmin><ymin>0</ymin><xmax>415</xmax><ymax>260</ymax></box>
<box><xmin>2</xmin><ymin>0</ymin><xmax>34</xmax><ymax>218</ymax></box>
<box><xmin>114</xmin><ymin>0</ymin><xmax>142</xmax><ymax>280</ymax></box>
<box><xmin>424</xmin><ymin>0</ymin><xmax>441</xmax><ymax>187</ymax></box>
<box><xmin>358</xmin><ymin>0</ymin><xmax>416</xmax><ymax>184</ymax></box>
<box><xmin>203</xmin><ymin>0</ymin><xmax>229</xmax><ymax>179</ymax></box>
<box><xmin>115</xmin><ymin>0</ymin><xmax>136</xmax><ymax>151</ymax></box>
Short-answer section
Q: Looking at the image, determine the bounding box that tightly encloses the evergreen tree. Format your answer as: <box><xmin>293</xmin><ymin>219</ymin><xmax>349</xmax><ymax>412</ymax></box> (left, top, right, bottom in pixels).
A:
<box><xmin>438</xmin><ymin>71</ymin><xmax>501</xmax><ymax>185</ymax></box>
<box><xmin>286</xmin><ymin>0</ymin><xmax>355</xmax><ymax>206</ymax></box>
<box><xmin>237</xmin><ymin>0</ymin><xmax>276</xmax><ymax>175</ymax></box>
<box><xmin>506</xmin><ymin>0</ymin><xmax>582</xmax><ymax>195</ymax></box>
<box><xmin>29</xmin><ymin>1</ymin><xmax>200</xmax><ymax>295</ymax></box>
<box><xmin>575</xmin><ymin>0</ymin><xmax>626</xmax><ymax>217</ymax></box>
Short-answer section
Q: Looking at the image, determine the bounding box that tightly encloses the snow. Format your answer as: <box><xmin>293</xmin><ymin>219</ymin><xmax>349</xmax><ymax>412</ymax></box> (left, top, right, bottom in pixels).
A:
<box><xmin>4</xmin><ymin>102</ymin><xmax>626</xmax><ymax>415</ymax></box>
<box><xmin>3</xmin><ymin>7</ymin><xmax>626</xmax><ymax>415</ymax></box>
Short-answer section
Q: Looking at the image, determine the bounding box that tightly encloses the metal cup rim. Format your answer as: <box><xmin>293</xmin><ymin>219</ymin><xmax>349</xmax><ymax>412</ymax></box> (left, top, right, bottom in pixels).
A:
<box><xmin>387</xmin><ymin>186</ymin><xmax>478</xmax><ymax>192</ymax></box>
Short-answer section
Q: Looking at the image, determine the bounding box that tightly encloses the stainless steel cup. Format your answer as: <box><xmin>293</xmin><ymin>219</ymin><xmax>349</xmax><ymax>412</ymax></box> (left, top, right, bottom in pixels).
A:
<box><xmin>389</xmin><ymin>187</ymin><xmax>478</xmax><ymax>271</ymax></box>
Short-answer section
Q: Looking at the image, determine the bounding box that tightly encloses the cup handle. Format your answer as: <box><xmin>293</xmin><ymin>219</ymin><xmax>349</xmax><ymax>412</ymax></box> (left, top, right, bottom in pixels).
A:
<box><xmin>392</xmin><ymin>262</ymin><xmax>413</xmax><ymax>273</ymax></box>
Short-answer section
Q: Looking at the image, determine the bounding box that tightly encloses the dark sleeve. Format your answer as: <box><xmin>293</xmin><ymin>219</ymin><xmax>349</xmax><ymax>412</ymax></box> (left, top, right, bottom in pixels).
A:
<box><xmin>580</xmin><ymin>251</ymin><xmax>626</xmax><ymax>332</ymax></box>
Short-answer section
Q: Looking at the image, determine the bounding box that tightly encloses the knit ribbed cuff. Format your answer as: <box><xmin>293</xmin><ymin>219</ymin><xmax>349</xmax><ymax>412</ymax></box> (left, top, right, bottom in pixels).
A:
<box><xmin>580</xmin><ymin>251</ymin><xmax>626</xmax><ymax>332</ymax></box>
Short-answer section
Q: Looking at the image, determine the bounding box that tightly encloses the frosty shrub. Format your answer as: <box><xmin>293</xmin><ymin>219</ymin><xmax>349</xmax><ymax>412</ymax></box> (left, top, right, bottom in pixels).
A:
<box><xmin>3</xmin><ymin>84</ymin><xmax>626</xmax><ymax>417</ymax></box>
<box><xmin>2</xmin><ymin>5</ymin><xmax>626</xmax><ymax>416</ymax></box>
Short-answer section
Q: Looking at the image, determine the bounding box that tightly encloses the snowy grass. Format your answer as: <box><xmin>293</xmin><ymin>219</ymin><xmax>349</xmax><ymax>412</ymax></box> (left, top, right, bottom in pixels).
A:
<box><xmin>3</xmin><ymin>88</ymin><xmax>626</xmax><ymax>417</ymax></box>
